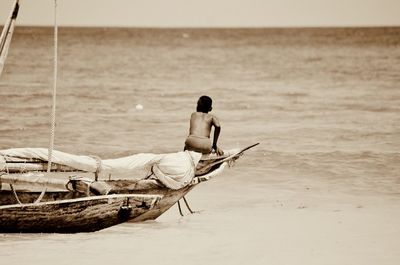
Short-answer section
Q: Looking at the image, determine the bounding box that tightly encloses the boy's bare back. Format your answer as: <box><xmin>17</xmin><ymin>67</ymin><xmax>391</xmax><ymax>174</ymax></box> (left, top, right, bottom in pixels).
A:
<box><xmin>189</xmin><ymin>112</ymin><xmax>220</xmax><ymax>138</ymax></box>
<box><xmin>184</xmin><ymin>95</ymin><xmax>223</xmax><ymax>155</ymax></box>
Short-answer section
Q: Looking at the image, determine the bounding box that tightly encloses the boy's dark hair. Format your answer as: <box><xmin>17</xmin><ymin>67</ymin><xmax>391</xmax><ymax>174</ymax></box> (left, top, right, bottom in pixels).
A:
<box><xmin>197</xmin><ymin>95</ymin><xmax>212</xmax><ymax>113</ymax></box>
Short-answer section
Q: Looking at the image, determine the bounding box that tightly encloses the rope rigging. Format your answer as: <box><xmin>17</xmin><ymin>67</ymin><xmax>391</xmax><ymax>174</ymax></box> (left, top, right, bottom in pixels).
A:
<box><xmin>35</xmin><ymin>0</ymin><xmax>58</xmax><ymax>204</ymax></box>
<box><xmin>48</xmin><ymin>0</ymin><xmax>58</xmax><ymax>174</ymax></box>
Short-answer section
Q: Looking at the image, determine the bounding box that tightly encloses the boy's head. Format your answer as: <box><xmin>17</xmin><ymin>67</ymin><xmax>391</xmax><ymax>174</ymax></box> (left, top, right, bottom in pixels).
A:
<box><xmin>197</xmin><ymin>95</ymin><xmax>212</xmax><ymax>113</ymax></box>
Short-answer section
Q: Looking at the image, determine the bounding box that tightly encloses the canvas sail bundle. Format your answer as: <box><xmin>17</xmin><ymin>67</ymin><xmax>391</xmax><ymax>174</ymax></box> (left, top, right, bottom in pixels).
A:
<box><xmin>0</xmin><ymin>148</ymin><xmax>202</xmax><ymax>190</ymax></box>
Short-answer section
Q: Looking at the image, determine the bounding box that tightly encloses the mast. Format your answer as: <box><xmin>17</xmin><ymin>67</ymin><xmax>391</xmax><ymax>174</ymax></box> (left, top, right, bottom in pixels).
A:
<box><xmin>0</xmin><ymin>0</ymin><xmax>20</xmax><ymax>76</ymax></box>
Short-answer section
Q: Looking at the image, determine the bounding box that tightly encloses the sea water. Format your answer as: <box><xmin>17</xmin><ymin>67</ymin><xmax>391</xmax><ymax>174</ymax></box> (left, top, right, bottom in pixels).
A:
<box><xmin>0</xmin><ymin>27</ymin><xmax>399</xmax><ymax>265</ymax></box>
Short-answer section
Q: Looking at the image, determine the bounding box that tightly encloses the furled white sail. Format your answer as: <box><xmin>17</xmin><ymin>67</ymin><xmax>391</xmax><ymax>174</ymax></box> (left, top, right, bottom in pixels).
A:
<box><xmin>0</xmin><ymin>0</ymin><xmax>20</xmax><ymax>76</ymax></box>
<box><xmin>0</xmin><ymin>148</ymin><xmax>203</xmax><ymax>190</ymax></box>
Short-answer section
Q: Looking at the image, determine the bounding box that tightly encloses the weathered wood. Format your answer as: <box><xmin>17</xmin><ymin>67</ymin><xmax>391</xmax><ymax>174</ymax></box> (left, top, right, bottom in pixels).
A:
<box><xmin>0</xmin><ymin>194</ymin><xmax>161</xmax><ymax>233</ymax></box>
<box><xmin>3</xmin><ymin>162</ymin><xmax>79</xmax><ymax>173</ymax></box>
<box><xmin>195</xmin><ymin>143</ymin><xmax>259</xmax><ymax>176</ymax></box>
<box><xmin>101</xmin><ymin>179</ymin><xmax>196</xmax><ymax>222</ymax></box>
<box><xmin>0</xmin><ymin>190</ymin><xmax>82</xmax><ymax>205</ymax></box>
<box><xmin>0</xmin><ymin>179</ymin><xmax>194</xmax><ymax>224</ymax></box>
<box><xmin>0</xmin><ymin>144</ymin><xmax>258</xmax><ymax>232</ymax></box>
<box><xmin>130</xmin><ymin>186</ymin><xmax>195</xmax><ymax>222</ymax></box>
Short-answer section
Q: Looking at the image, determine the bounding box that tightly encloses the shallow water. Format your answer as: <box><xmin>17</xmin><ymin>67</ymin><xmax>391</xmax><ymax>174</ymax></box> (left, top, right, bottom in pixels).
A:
<box><xmin>0</xmin><ymin>27</ymin><xmax>400</xmax><ymax>264</ymax></box>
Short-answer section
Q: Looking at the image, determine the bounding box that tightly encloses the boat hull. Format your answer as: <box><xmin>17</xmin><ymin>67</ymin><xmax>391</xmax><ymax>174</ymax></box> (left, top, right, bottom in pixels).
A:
<box><xmin>0</xmin><ymin>193</ymin><xmax>160</xmax><ymax>233</ymax></box>
<box><xmin>0</xmin><ymin>144</ymin><xmax>259</xmax><ymax>232</ymax></box>
<box><xmin>0</xmin><ymin>184</ymin><xmax>195</xmax><ymax>223</ymax></box>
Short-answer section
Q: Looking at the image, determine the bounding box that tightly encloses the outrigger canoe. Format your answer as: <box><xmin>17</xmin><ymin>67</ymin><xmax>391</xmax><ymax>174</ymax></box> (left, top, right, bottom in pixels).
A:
<box><xmin>0</xmin><ymin>144</ymin><xmax>258</xmax><ymax>233</ymax></box>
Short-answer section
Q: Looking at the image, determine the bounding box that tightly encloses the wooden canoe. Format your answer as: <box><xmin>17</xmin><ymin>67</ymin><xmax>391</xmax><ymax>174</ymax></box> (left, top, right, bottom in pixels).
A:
<box><xmin>0</xmin><ymin>169</ymin><xmax>221</xmax><ymax>226</ymax></box>
<box><xmin>0</xmin><ymin>144</ymin><xmax>258</xmax><ymax>232</ymax></box>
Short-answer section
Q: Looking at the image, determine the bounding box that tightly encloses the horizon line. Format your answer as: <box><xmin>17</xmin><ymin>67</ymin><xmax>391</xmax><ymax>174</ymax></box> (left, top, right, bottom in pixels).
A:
<box><xmin>3</xmin><ymin>24</ymin><xmax>400</xmax><ymax>29</ymax></box>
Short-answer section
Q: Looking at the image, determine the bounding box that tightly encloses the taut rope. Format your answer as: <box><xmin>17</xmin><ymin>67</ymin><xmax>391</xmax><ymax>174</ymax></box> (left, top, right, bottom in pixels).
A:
<box><xmin>35</xmin><ymin>0</ymin><xmax>58</xmax><ymax>203</ymax></box>
<box><xmin>48</xmin><ymin>0</ymin><xmax>58</xmax><ymax>176</ymax></box>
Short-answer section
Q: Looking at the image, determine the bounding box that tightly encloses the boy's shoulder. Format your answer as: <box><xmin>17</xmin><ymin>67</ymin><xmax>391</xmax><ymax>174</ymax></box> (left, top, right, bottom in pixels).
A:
<box><xmin>192</xmin><ymin>112</ymin><xmax>215</xmax><ymax>118</ymax></box>
<box><xmin>191</xmin><ymin>112</ymin><xmax>217</xmax><ymax>123</ymax></box>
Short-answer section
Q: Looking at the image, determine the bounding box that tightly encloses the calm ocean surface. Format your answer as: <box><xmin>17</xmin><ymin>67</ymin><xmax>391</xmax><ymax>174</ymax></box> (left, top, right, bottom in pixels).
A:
<box><xmin>0</xmin><ymin>27</ymin><xmax>400</xmax><ymax>264</ymax></box>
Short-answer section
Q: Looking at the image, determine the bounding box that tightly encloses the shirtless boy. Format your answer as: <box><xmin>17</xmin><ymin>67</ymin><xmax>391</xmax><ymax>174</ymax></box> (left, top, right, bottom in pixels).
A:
<box><xmin>184</xmin><ymin>96</ymin><xmax>224</xmax><ymax>156</ymax></box>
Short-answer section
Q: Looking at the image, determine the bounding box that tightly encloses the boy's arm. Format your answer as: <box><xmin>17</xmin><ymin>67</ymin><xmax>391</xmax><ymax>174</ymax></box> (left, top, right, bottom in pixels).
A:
<box><xmin>212</xmin><ymin>116</ymin><xmax>224</xmax><ymax>155</ymax></box>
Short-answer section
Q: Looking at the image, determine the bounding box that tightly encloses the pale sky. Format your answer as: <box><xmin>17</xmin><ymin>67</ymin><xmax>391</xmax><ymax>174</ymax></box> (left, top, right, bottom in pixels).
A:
<box><xmin>1</xmin><ymin>0</ymin><xmax>399</xmax><ymax>27</ymax></box>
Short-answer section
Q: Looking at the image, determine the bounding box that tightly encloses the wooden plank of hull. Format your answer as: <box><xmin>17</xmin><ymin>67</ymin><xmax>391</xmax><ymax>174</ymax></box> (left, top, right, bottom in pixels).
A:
<box><xmin>0</xmin><ymin>194</ymin><xmax>160</xmax><ymax>233</ymax></box>
<box><xmin>0</xmin><ymin>179</ymin><xmax>194</xmax><ymax>223</ymax></box>
<box><xmin>3</xmin><ymin>162</ymin><xmax>80</xmax><ymax>173</ymax></box>
<box><xmin>130</xmin><ymin>185</ymin><xmax>195</xmax><ymax>222</ymax></box>
<box><xmin>0</xmin><ymin>190</ymin><xmax>82</xmax><ymax>205</ymax></box>
<box><xmin>102</xmin><ymin>180</ymin><xmax>196</xmax><ymax>222</ymax></box>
